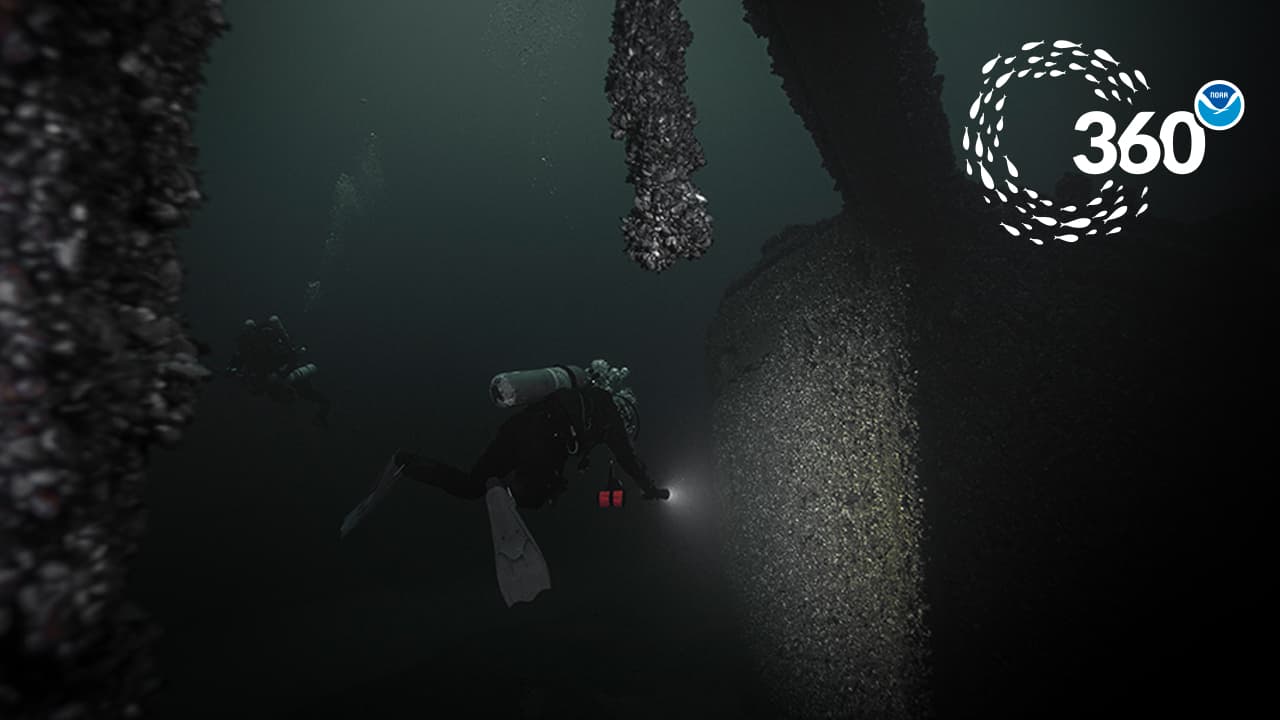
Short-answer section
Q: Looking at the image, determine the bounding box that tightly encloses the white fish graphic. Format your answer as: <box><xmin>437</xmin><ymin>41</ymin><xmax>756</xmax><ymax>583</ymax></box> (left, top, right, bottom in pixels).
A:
<box><xmin>1004</xmin><ymin>155</ymin><xmax>1020</xmax><ymax>178</ymax></box>
<box><xmin>995</xmin><ymin>70</ymin><xmax>1015</xmax><ymax>88</ymax></box>
<box><xmin>1086</xmin><ymin>197</ymin><xmax>1103</xmax><ymax>207</ymax></box>
<box><xmin>979</xmin><ymin>162</ymin><xmax>995</xmax><ymax>190</ymax></box>
<box><xmin>1107</xmin><ymin>226</ymin><xmax>1123</xmax><ymax>235</ymax></box>
<box><xmin>1034</xmin><ymin>71</ymin><xmax>1047</xmax><ymax>78</ymax></box>
<box><xmin>1024</xmin><ymin>187</ymin><xmax>1038</xmax><ymax>199</ymax></box>
<box><xmin>995</xmin><ymin>95</ymin><xmax>1007</xmax><ymax>111</ymax></box>
<box><xmin>1006</xmin><ymin>179</ymin><xmax>1019</xmax><ymax>193</ymax></box>
<box><xmin>1054</xmin><ymin>234</ymin><xmax>1079</xmax><ymax>242</ymax></box>
<box><xmin>1021</xmin><ymin>40</ymin><xmax>1044</xmax><ymax>51</ymax></box>
<box><xmin>969</xmin><ymin>93</ymin><xmax>982</xmax><ymax>119</ymax></box>
<box><xmin>1136</xmin><ymin>203</ymin><xmax>1149</xmax><ymax>216</ymax></box>
<box><xmin>1094</xmin><ymin>48</ymin><xmax>1119</xmax><ymax>65</ymax></box>
<box><xmin>1094</xmin><ymin>88</ymin><xmax>1108</xmax><ymax>101</ymax></box>
<box><xmin>1032</xmin><ymin>216</ymin><xmax>1058</xmax><ymax>226</ymax></box>
<box><xmin>1054</xmin><ymin>40</ymin><xmax>1082</xmax><ymax>49</ymax></box>
<box><xmin>996</xmin><ymin>189</ymin><xmax>1008</xmax><ymax>202</ymax></box>
<box><xmin>1105</xmin><ymin>206</ymin><xmax>1128</xmax><ymax>222</ymax></box>
<box><xmin>962</xmin><ymin>126</ymin><xmax>970</xmax><ymax>150</ymax></box>
<box><xmin>982</xmin><ymin>55</ymin><xmax>1002</xmax><ymax>75</ymax></box>
<box><xmin>1070</xmin><ymin>63</ymin><xmax>1086</xmax><ymax>71</ymax></box>
<box><xmin>1085</xmin><ymin>73</ymin><xmax>1099</xmax><ymax>83</ymax></box>
<box><xmin>1050</xmin><ymin>69</ymin><xmax>1066</xmax><ymax>77</ymax></box>
<box><xmin>1118</xmin><ymin>72</ymin><xmax>1136</xmax><ymax>91</ymax></box>
<box><xmin>1062</xmin><ymin>217</ymin><xmax>1092</xmax><ymax>229</ymax></box>
<box><xmin>1018</xmin><ymin>68</ymin><xmax>1032</xmax><ymax>78</ymax></box>
<box><xmin>1000</xmin><ymin>222</ymin><xmax>1021</xmax><ymax>236</ymax></box>
<box><xmin>1101</xmin><ymin>179</ymin><xmax>1114</xmax><ymax>191</ymax></box>
<box><xmin>1134</xmin><ymin>69</ymin><xmax>1149</xmax><ymax>89</ymax></box>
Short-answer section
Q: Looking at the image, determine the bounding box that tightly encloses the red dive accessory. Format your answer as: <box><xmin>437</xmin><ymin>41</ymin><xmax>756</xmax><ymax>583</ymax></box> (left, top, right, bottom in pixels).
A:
<box><xmin>598</xmin><ymin>460</ymin><xmax>625</xmax><ymax>508</ymax></box>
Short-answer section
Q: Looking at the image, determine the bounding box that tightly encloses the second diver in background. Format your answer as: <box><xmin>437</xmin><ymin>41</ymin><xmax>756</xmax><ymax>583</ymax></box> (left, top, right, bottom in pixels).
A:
<box><xmin>227</xmin><ymin>315</ymin><xmax>332</xmax><ymax>428</ymax></box>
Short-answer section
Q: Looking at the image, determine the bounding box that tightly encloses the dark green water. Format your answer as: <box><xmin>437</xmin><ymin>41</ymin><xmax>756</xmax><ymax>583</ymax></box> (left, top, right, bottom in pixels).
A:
<box><xmin>127</xmin><ymin>1</ymin><xmax>1273</xmax><ymax>717</ymax></box>
<box><xmin>134</xmin><ymin>2</ymin><xmax>836</xmax><ymax>717</ymax></box>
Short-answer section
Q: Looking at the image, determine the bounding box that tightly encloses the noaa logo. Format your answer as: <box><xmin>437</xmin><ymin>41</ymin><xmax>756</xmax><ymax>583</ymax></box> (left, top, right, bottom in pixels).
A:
<box><xmin>960</xmin><ymin>43</ymin><xmax>1243</xmax><ymax>247</ymax></box>
<box><xmin>1195</xmin><ymin>80</ymin><xmax>1244</xmax><ymax>130</ymax></box>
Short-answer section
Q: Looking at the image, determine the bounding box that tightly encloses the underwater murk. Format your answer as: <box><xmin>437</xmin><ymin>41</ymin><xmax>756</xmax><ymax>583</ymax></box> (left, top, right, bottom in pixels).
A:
<box><xmin>0</xmin><ymin>1</ymin><xmax>1272</xmax><ymax>719</ymax></box>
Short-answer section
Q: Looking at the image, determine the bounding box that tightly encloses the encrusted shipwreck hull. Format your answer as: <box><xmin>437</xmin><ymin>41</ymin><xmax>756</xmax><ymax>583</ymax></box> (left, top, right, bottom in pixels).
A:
<box><xmin>1</xmin><ymin>3</ymin><xmax>224</xmax><ymax>717</ymax></box>
<box><xmin>705</xmin><ymin>0</ymin><xmax>954</xmax><ymax>714</ymax></box>
<box><xmin>712</xmin><ymin>1</ymin><xmax>1273</xmax><ymax>718</ymax></box>
<box><xmin>707</xmin><ymin>216</ymin><xmax>927</xmax><ymax>719</ymax></box>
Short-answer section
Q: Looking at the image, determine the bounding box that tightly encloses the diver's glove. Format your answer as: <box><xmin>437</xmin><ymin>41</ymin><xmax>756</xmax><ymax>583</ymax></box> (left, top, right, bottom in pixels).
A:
<box><xmin>642</xmin><ymin>487</ymin><xmax>670</xmax><ymax>501</ymax></box>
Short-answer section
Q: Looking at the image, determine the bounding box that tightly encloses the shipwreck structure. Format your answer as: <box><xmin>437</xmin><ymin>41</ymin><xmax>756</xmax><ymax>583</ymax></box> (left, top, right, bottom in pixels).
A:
<box><xmin>708</xmin><ymin>1</ymin><xmax>1269</xmax><ymax>718</ymax></box>
<box><xmin>1</xmin><ymin>1</ymin><xmax>1268</xmax><ymax>717</ymax></box>
<box><xmin>1</xmin><ymin>3</ymin><xmax>223</xmax><ymax>717</ymax></box>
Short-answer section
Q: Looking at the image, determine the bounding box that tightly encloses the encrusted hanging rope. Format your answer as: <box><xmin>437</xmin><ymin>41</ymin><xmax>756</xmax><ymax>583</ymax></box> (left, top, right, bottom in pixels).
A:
<box><xmin>604</xmin><ymin>0</ymin><xmax>713</xmax><ymax>272</ymax></box>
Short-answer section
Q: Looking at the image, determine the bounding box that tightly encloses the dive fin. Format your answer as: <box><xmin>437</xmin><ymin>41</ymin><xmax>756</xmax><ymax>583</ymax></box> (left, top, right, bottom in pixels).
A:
<box><xmin>485</xmin><ymin>483</ymin><xmax>551</xmax><ymax>606</ymax></box>
<box><xmin>340</xmin><ymin>455</ymin><xmax>403</xmax><ymax>538</ymax></box>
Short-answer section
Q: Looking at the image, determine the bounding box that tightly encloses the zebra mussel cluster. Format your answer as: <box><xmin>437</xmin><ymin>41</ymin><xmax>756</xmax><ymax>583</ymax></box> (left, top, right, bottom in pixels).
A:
<box><xmin>2</xmin><ymin>2</ymin><xmax>223</xmax><ymax>717</ymax></box>
<box><xmin>605</xmin><ymin>0</ymin><xmax>713</xmax><ymax>272</ymax></box>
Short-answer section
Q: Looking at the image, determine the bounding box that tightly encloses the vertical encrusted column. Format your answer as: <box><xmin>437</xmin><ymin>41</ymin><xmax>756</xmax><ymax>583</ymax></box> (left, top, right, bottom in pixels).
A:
<box><xmin>605</xmin><ymin>0</ymin><xmax>713</xmax><ymax>272</ymax></box>
<box><xmin>1</xmin><ymin>2</ymin><xmax>223</xmax><ymax>717</ymax></box>
<box><xmin>708</xmin><ymin>216</ymin><xmax>927</xmax><ymax>719</ymax></box>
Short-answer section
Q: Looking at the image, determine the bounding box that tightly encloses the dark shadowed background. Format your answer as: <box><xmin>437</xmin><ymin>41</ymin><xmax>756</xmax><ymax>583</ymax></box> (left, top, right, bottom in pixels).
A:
<box><xmin>127</xmin><ymin>1</ymin><xmax>1273</xmax><ymax>717</ymax></box>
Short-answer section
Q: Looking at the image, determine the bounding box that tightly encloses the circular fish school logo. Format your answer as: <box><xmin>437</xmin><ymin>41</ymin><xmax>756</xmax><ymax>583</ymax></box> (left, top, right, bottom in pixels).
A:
<box><xmin>1195</xmin><ymin>80</ymin><xmax>1244</xmax><ymax>130</ymax></box>
<box><xmin>960</xmin><ymin>43</ymin><xmax>1244</xmax><ymax>247</ymax></box>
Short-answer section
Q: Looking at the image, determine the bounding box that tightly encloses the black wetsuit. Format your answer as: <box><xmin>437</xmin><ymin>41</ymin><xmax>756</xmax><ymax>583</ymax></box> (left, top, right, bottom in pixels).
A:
<box><xmin>398</xmin><ymin>385</ymin><xmax>656</xmax><ymax>508</ymax></box>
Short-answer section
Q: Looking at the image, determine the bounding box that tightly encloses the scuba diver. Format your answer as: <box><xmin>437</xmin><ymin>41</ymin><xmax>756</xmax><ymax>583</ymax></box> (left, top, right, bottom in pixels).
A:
<box><xmin>340</xmin><ymin>359</ymin><xmax>669</xmax><ymax>606</ymax></box>
<box><xmin>397</xmin><ymin>361</ymin><xmax>668</xmax><ymax>508</ymax></box>
<box><xmin>226</xmin><ymin>315</ymin><xmax>332</xmax><ymax>427</ymax></box>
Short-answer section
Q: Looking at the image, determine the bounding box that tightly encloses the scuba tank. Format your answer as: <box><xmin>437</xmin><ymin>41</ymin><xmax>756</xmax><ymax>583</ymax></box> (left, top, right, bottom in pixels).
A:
<box><xmin>489</xmin><ymin>365</ymin><xmax>588</xmax><ymax>408</ymax></box>
<box><xmin>286</xmin><ymin>363</ymin><xmax>317</xmax><ymax>384</ymax></box>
